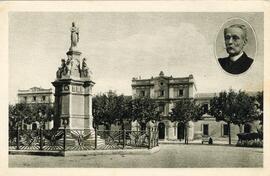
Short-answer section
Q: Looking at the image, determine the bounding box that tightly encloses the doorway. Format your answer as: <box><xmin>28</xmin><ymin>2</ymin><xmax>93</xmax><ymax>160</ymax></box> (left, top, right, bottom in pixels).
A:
<box><xmin>158</xmin><ymin>122</ymin><xmax>165</xmax><ymax>139</ymax></box>
<box><xmin>177</xmin><ymin>123</ymin><xmax>185</xmax><ymax>140</ymax></box>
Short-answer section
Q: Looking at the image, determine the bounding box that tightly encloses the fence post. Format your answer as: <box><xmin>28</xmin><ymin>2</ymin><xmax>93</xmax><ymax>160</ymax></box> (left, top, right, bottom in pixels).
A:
<box><xmin>16</xmin><ymin>125</ymin><xmax>20</xmax><ymax>150</ymax></box>
<box><xmin>148</xmin><ymin>127</ymin><xmax>151</xmax><ymax>149</ymax></box>
<box><xmin>156</xmin><ymin>129</ymin><xmax>159</xmax><ymax>147</ymax></box>
<box><xmin>95</xmin><ymin>127</ymin><xmax>97</xmax><ymax>150</ymax></box>
<box><xmin>63</xmin><ymin>126</ymin><xmax>66</xmax><ymax>151</ymax></box>
<box><xmin>39</xmin><ymin>128</ymin><xmax>43</xmax><ymax>150</ymax></box>
<box><xmin>123</xmin><ymin>129</ymin><xmax>126</xmax><ymax>149</ymax></box>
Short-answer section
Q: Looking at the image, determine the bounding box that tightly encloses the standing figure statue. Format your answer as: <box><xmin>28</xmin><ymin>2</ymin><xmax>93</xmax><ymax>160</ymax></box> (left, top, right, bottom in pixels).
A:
<box><xmin>70</xmin><ymin>22</ymin><xmax>79</xmax><ymax>50</ymax></box>
<box><xmin>56</xmin><ymin>59</ymin><xmax>67</xmax><ymax>78</ymax></box>
<box><xmin>81</xmin><ymin>58</ymin><xmax>90</xmax><ymax>77</ymax></box>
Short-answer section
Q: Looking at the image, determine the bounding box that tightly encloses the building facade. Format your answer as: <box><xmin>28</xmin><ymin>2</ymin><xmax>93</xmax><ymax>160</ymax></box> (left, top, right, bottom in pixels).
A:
<box><xmin>18</xmin><ymin>87</ymin><xmax>54</xmax><ymax>104</ymax></box>
<box><xmin>131</xmin><ymin>72</ymin><xmax>261</xmax><ymax>142</ymax></box>
<box><xmin>17</xmin><ymin>87</ymin><xmax>54</xmax><ymax>130</ymax></box>
<box><xmin>131</xmin><ymin>71</ymin><xmax>197</xmax><ymax>141</ymax></box>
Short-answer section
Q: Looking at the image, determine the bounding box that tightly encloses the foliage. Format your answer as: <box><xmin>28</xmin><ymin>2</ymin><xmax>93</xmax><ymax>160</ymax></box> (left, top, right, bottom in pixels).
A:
<box><xmin>210</xmin><ymin>90</ymin><xmax>237</xmax><ymax>123</ymax></box>
<box><xmin>209</xmin><ymin>89</ymin><xmax>261</xmax><ymax>144</ymax></box>
<box><xmin>255</xmin><ymin>91</ymin><xmax>263</xmax><ymax>124</ymax></box>
<box><xmin>169</xmin><ymin>99</ymin><xmax>204</xmax><ymax>144</ymax></box>
<box><xmin>93</xmin><ymin>93</ymin><xmax>160</xmax><ymax>129</ymax></box>
<box><xmin>236</xmin><ymin>140</ymin><xmax>263</xmax><ymax>148</ymax></box>
<box><xmin>131</xmin><ymin>97</ymin><xmax>161</xmax><ymax>125</ymax></box>
<box><xmin>93</xmin><ymin>93</ymin><xmax>133</xmax><ymax>129</ymax></box>
<box><xmin>9</xmin><ymin>103</ymin><xmax>54</xmax><ymax>130</ymax></box>
<box><xmin>169</xmin><ymin>99</ymin><xmax>203</xmax><ymax>124</ymax></box>
<box><xmin>232</xmin><ymin>91</ymin><xmax>258</xmax><ymax>128</ymax></box>
<box><xmin>210</xmin><ymin>90</ymin><xmax>261</xmax><ymax>125</ymax></box>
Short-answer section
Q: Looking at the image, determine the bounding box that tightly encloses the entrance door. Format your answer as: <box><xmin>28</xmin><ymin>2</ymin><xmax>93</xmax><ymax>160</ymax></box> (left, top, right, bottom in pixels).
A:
<box><xmin>158</xmin><ymin>123</ymin><xmax>165</xmax><ymax>139</ymax></box>
<box><xmin>177</xmin><ymin>123</ymin><xmax>185</xmax><ymax>140</ymax></box>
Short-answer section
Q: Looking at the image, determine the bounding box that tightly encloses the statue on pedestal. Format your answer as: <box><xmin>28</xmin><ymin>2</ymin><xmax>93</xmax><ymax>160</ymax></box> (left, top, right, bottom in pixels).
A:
<box><xmin>81</xmin><ymin>58</ymin><xmax>90</xmax><ymax>77</ymax></box>
<box><xmin>66</xmin><ymin>56</ymin><xmax>73</xmax><ymax>76</ymax></box>
<box><xmin>56</xmin><ymin>59</ymin><xmax>68</xmax><ymax>78</ymax></box>
<box><xmin>70</xmin><ymin>22</ymin><xmax>79</xmax><ymax>51</ymax></box>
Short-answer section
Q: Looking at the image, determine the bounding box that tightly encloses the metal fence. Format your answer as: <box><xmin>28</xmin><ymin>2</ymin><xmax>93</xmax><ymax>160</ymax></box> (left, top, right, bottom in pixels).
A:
<box><xmin>9</xmin><ymin>128</ymin><xmax>158</xmax><ymax>151</ymax></box>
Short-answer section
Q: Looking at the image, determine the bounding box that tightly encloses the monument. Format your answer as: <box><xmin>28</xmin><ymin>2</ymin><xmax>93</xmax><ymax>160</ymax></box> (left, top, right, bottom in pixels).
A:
<box><xmin>52</xmin><ymin>22</ymin><xmax>95</xmax><ymax>131</ymax></box>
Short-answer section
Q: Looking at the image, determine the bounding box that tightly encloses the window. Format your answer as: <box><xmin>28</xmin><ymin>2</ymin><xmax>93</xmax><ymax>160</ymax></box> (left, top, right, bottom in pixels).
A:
<box><xmin>33</xmin><ymin>96</ymin><xmax>36</xmax><ymax>102</ymax></box>
<box><xmin>203</xmin><ymin>124</ymin><xmax>209</xmax><ymax>136</ymax></box>
<box><xmin>24</xmin><ymin>96</ymin><xmax>27</xmax><ymax>102</ymax></box>
<box><xmin>160</xmin><ymin>90</ymin><xmax>164</xmax><ymax>97</ymax></box>
<box><xmin>159</xmin><ymin>104</ymin><xmax>165</xmax><ymax>113</ymax></box>
<box><xmin>140</xmin><ymin>90</ymin><xmax>145</xmax><ymax>97</ymax></box>
<box><xmin>42</xmin><ymin>96</ymin><xmax>46</xmax><ymax>101</ymax></box>
<box><xmin>160</xmin><ymin>82</ymin><xmax>164</xmax><ymax>86</ymax></box>
<box><xmin>178</xmin><ymin>89</ymin><xmax>184</xmax><ymax>97</ymax></box>
<box><xmin>202</xmin><ymin>104</ymin><xmax>209</xmax><ymax>114</ymax></box>
<box><xmin>223</xmin><ymin>124</ymin><xmax>229</xmax><ymax>136</ymax></box>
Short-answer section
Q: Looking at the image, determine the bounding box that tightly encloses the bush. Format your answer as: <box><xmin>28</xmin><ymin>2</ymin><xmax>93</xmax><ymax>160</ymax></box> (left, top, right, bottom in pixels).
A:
<box><xmin>236</xmin><ymin>140</ymin><xmax>263</xmax><ymax>148</ymax></box>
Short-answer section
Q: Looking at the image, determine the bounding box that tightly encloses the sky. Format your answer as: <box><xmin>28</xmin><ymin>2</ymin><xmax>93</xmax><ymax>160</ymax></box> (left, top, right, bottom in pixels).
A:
<box><xmin>8</xmin><ymin>12</ymin><xmax>263</xmax><ymax>104</ymax></box>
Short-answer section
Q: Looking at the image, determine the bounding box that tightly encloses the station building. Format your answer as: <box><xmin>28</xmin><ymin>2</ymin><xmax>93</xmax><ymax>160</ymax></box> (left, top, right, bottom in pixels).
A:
<box><xmin>18</xmin><ymin>87</ymin><xmax>54</xmax><ymax>104</ymax></box>
<box><xmin>17</xmin><ymin>87</ymin><xmax>54</xmax><ymax>130</ymax></box>
<box><xmin>131</xmin><ymin>71</ymin><xmax>261</xmax><ymax>142</ymax></box>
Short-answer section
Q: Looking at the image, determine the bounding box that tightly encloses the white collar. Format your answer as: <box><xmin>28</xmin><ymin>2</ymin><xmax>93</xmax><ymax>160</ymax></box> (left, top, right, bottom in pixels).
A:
<box><xmin>230</xmin><ymin>51</ymin><xmax>244</xmax><ymax>62</ymax></box>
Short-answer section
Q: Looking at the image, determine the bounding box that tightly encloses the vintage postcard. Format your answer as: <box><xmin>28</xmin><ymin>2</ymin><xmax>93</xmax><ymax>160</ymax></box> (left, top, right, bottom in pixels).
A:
<box><xmin>0</xmin><ymin>1</ymin><xmax>270</xmax><ymax>176</ymax></box>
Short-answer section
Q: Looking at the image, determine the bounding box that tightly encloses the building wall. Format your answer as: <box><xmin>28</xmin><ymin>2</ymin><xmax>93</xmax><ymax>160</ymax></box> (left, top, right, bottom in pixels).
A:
<box><xmin>193</xmin><ymin>118</ymin><xmax>240</xmax><ymax>140</ymax></box>
<box><xmin>131</xmin><ymin>73</ymin><xmax>262</xmax><ymax>142</ymax></box>
<box><xmin>18</xmin><ymin>87</ymin><xmax>54</xmax><ymax>104</ymax></box>
<box><xmin>131</xmin><ymin>72</ymin><xmax>197</xmax><ymax>140</ymax></box>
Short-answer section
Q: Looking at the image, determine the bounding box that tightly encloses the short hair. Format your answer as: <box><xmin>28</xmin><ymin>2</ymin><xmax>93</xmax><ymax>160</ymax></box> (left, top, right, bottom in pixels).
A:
<box><xmin>224</xmin><ymin>24</ymin><xmax>248</xmax><ymax>42</ymax></box>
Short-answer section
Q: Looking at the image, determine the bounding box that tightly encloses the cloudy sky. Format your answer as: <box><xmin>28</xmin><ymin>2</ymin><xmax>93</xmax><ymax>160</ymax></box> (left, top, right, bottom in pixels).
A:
<box><xmin>9</xmin><ymin>12</ymin><xmax>263</xmax><ymax>104</ymax></box>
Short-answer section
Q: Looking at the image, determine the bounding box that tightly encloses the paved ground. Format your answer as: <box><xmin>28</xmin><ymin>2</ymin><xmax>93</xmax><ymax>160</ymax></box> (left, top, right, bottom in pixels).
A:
<box><xmin>9</xmin><ymin>144</ymin><xmax>263</xmax><ymax>168</ymax></box>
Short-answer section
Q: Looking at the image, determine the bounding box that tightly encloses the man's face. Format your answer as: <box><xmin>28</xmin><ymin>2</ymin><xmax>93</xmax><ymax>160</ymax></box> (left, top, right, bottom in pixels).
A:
<box><xmin>224</xmin><ymin>27</ymin><xmax>247</xmax><ymax>57</ymax></box>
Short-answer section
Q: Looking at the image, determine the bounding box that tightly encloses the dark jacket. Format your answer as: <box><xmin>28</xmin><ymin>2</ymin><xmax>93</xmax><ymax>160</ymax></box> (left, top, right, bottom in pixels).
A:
<box><xmin>218</xmin><ymin>52</ymin><xmax>253</xmax><ymax>74</ymax></box>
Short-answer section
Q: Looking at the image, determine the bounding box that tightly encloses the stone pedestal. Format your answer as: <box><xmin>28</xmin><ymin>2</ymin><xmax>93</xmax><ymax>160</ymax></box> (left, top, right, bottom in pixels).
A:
<box><xmin>52</xmin><ymin>78</ymin><xmax>94</xmax><ymax>130</ymax></box>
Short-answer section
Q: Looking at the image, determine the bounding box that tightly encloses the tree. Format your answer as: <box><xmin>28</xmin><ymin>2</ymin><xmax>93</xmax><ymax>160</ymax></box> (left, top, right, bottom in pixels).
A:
<box><xmin>93</xmin><ymin>94</ymin><xmax>160</xmax><ymax>130</ymax></box>
<box><xmin>169</xmin><ymin>99</ymin><xmax>203</xmax><ymax>144</ymax></box>
<box><xmin>210</xmin><ymin>90</ymin><xmax>236</xmax><ymax>145</ymax></box>
<box><xmin>255</xmin><ymin>91</ymin><xmax>263</xmax><ymax>125</ymax></box>
<box><xmin>209</xmin><ymin>89</ymin><xmax>259</xmax><ymax>145</ymax></box>
<box><xmin>93</xmin><ymin>94</ymin><xmax>115</xmax><ymax>130</ymax></box>
<box><xmin>131</xmin><ymin>97</ymin><xmax>161</xmax><ymax>128</ymax></box>
<box><xmin>9</xmin><ymin>103</ymin><xmax>54</xmax><ymax>130</ymax></box>
<box><xmin>92</xmin><ymin>93</ymin><xmax>133</xmax><ymax>130</ymax></box>
<box><xmin>113</xmin><ymin>95</ymin><xmax>133</xmax><ymax>130</ymax></box>
<box><xmin>232</xmin><ymin>91</ymin><xmax>258</xmax><ymax>132</ymax></box>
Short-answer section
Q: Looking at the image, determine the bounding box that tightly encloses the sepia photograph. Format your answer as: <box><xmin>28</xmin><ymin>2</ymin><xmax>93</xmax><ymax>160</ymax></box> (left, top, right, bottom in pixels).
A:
<box><xmin>215</xmin><ymin>18</ymin><xmax>257</xmax><ymax>75</ymax></box>
<box><xmin>7</xmin><ymin>11</ymin><xmax>264</xmax><ymax>168</ymax></box>
<box><xmin>0</xmin><ymin>1</ymin><xmax>269</xmax><ymax>176</ymax></box>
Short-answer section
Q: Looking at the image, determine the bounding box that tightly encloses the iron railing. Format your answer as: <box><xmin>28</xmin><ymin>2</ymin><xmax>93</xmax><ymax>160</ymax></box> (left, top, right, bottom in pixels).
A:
<box><xmin>9</xmin><ymin>128</ymin><xmax>159</xmax><ymax>151</ymax></box>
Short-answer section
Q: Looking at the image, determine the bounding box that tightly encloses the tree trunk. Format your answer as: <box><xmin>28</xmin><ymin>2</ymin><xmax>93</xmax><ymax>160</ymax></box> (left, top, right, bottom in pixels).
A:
<box><xmin>228</xmin><ymin>122</ymin><xmax>231</xmax><ymax>145</ymax></box>
<box><xmin>184</xmin><ymin>127</ymin><xmax>186</xmax><ymax>144</ymax></box>
<box><xmin>184</xmin><ymin>123</ymin><xmax>188</xmax><ymax>144</ymax></box>
<box><xmin>121</xmin><ymin>119</ymin><xmax>125</xmax><ymax>131</ymax></box>
<box><xmin>239</xmin><ymin>124</ymin><xmax>243</xmax><ymax>133</ymax></box>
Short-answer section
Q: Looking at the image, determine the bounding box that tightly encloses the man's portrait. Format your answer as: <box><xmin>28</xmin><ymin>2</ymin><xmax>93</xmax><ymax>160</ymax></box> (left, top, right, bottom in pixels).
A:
<box><xmin>216</xmin><ymin>20</ymin><xmax>256</xmax><ymax>75</ymax></box>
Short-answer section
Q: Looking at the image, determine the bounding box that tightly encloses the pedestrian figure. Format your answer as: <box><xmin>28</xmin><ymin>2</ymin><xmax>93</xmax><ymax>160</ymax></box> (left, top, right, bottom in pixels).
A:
<box><xmin>209</xmin><ymin>137</ymin><xmax>213</xmax><ymax>145</ymax></box>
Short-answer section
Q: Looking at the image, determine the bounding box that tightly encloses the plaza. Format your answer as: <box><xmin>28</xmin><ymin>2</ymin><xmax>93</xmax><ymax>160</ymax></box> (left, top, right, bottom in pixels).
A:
<box><xmin>8</xmin><ymin>13</ymin><xmax>264</xmax><ymax>169</ymax></box>
<box><xmin>9</xmin><ymin>144</ymin><xmax>263</xmax><ymax>168</ymax></box>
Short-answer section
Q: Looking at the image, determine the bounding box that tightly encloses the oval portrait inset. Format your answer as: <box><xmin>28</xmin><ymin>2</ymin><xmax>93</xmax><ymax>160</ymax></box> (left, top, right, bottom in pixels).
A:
<box><xmin>215</xmin><ymin>18</ymin><xmax>257</xmax><ymax>75</ymax></box>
